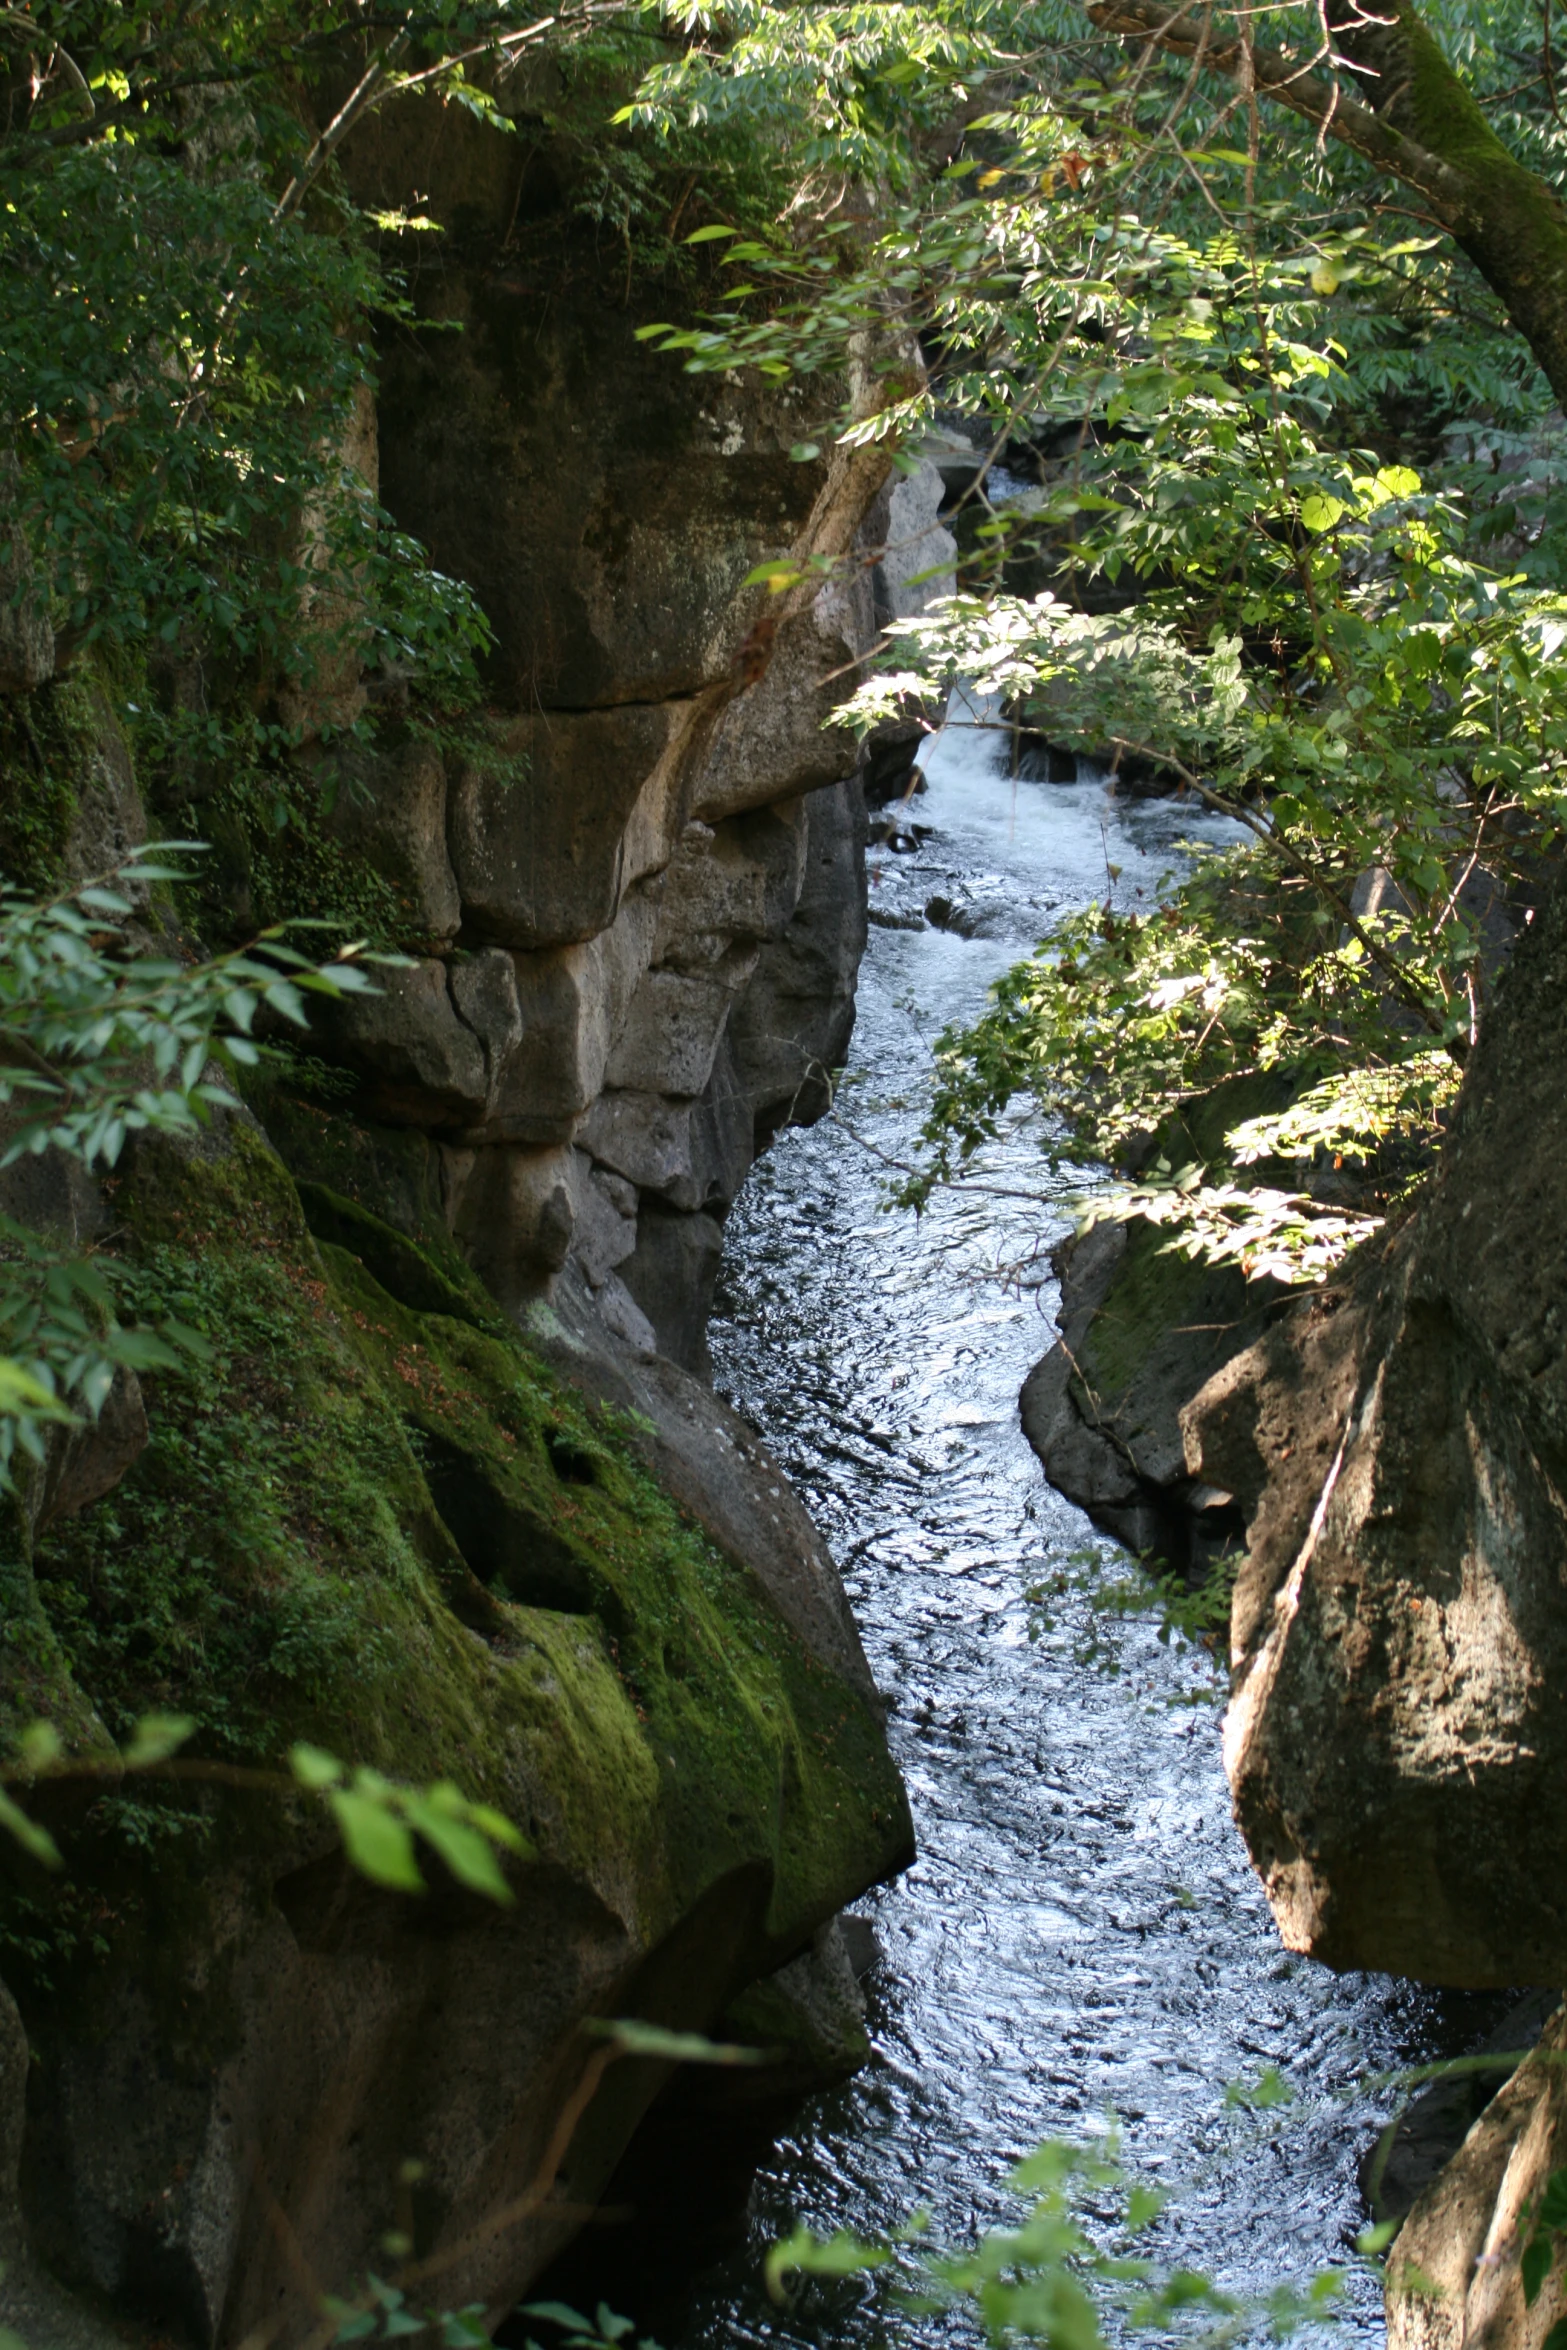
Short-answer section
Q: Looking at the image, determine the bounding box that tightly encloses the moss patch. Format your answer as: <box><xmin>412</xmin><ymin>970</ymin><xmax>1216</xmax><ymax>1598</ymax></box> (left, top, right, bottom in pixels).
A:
<box><xmin>0</xmin><ymin>1124</ymin><xmax>906</xmax><ymax>2043</ymax></box>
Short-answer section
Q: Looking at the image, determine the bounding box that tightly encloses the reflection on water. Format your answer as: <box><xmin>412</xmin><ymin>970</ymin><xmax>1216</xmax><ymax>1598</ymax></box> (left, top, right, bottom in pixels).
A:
<box><xmin>668</xmin><ymin>697</ymin><xmax>1491</xmax><ymax>2347</ymax></box>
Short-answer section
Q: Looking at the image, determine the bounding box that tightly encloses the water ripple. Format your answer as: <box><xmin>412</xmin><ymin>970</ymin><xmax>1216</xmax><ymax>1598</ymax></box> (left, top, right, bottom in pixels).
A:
<box><xmin>670</xmin><ymin>704</ymin><xmax>1500</xmax><ymax>2348</ymax></box>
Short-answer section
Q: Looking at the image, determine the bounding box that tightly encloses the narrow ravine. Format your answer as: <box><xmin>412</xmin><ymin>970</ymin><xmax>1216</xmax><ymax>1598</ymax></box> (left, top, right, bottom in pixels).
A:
<box><xmin>667</xmin><ymin>695</ymin><xmax>1500</xmax><ymax>2346</ymax></box>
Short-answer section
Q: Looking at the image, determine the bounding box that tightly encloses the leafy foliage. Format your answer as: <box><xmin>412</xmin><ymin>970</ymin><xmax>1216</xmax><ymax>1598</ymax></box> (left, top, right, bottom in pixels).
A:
<box><xmin>764</xmin><ymin>2131</ymin><xmax>1350</xmax><ymax>2347</ymax></box>
<box><xmin>611</xmin><ymin>0</ymin><xmax>1567</xmax><ymax>1281</ymax></box>
<box><xmin>0</xmin><ymin>845</ymin><xmax>391</xmax><ymax>1471</ymax></box>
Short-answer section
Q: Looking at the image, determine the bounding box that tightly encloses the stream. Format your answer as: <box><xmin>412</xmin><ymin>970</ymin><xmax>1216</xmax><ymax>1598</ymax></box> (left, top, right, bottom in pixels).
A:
<box><xmin>665</xmin><ymin>692</ymin><xmax>1498</xmax><ymax>2347</ymax></box>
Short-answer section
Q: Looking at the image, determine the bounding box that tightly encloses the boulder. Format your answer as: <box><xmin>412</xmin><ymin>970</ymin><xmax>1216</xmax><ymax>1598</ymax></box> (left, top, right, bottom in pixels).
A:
<box><xmin>1018</xmin><ymin>1077</ymin><xmax>1296</xmax><ymax>1572</ymax></box>
<box><xmin>1020</xmin><ymin>1216</ymin><xmax>1280</xmax><ymax>1571</ymax></box>
<box><xmin>475</xmin><ymin>895</ymin><xmax>662</xmax><ymax>1147</ymax></box>
<box><xmin>651</xmin><ymin>806</ymin><xmax>808</xmax><ymax>970</ymax></box>
<box><xmin>604</xmin><ymin>952</ymin><xmax>761</xmax><ymax>1101</ymax></box>
<box><xmin>568</xmin><ymin>1152</ymin><xmax>639</xmax><ymax>1291</ymax></box>
<box><xmin>1184</xmin><ymin>877</ymin><xmax>1567</xmax><ymax>1985</ymax></box>
<box><xmin>447</xmin><ymin>706</ymin><xmax>691</xmax><ymax>952</ymax></box>
<box><xmin>690</xmin><ymin>572</ymin><xmax>873</xmax><ymax>824</ymax></box>
<box><xmin>0</xmin><ymin>1128</ymin><xmax>911</xmax><ymax>2349</ymax></box>
<box><xmin>1385</xmin><ymin>2007</ymin><xmax>1567</xmax><ymax>2350</ymax></box>
<box><xmin>864</xmin><ymin>456</ymin><xmax>958</xmax><ymax>625</ymax></box>
<box><xmin>619</xmin><ymin>1203</ymin><xmax>726</xmax><ymax>1378</ymax></box>
<box><xmin>447</xmin><ymin>1140</ymin><xmax>578</xmax><ymax>1302</ymax></box>
<box><xmin>729</xmin><ymin>774</ymin><xmax>868</xmax><ymax>1139</ymax></box>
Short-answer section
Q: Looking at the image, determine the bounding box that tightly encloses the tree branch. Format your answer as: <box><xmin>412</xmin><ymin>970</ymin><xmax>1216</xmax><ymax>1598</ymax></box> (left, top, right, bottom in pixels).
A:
<box><xmin>1082</xmin><ymin>0</ymin><xmax>1480</xmax><ymax>232</ymax></box>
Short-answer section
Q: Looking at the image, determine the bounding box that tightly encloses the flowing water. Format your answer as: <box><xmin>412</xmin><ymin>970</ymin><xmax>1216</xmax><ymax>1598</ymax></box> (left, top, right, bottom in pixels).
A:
<box><xmin>663</xmin><ymin>692</ymin><xmax>1497</xmax><ymax>2348</ymax></box>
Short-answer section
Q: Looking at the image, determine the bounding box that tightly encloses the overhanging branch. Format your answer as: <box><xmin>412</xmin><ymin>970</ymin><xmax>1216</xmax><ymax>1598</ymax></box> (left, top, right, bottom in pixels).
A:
<box><xmin>1081</xmin><ymin>0</ymin><xmax>1480</xmax><ymax>235</ymax></box>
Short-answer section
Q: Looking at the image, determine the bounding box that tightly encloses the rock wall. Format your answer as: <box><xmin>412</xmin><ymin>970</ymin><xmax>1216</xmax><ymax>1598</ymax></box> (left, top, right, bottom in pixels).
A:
<box><xmin>0</xmin><ymin>102</ymin><xmax>939</xmax><ymax>2350</ymax></box>
<box><xmin>1181</xmin><ymin>872</ymin><xmax>1567</xmax><ymax>1989</ymax></box>
<box><xmin>293</xmin><ymin>98</ymin><xmax>962</xmax><ymax>1384</ymax></box>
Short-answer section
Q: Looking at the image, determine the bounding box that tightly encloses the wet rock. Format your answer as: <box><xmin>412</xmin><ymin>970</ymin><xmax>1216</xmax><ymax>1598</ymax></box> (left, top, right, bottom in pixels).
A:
<box><xmin>1184</xmin><ymin>875</ymin><xmax>1567</xmax><ymax>1984</ymax></box>
<box><xmin>530</xmin><ymin>1918</ymin><xmax>874</xmax><ymax>2305</ymax></box>
<box><xmin>923</xmin><ymin>893</ymin><xmax>1005</xmax><ymax>939</ymax></box>
<box><xmin>1021</xmin><ymin>1215</ymin><xmax>1278</xmax><ymax>1573</ymax></box>
<box><xmin>868</xmin><ymin>814</ymin><xmax>932</xmax><ymax>852</ymax></box>
<box><xmin>837</xmin><ymin>1911</ymin><xmax>881</xmax><ymax>1979</ymax></box>
<box><xmin>1363</xmin><ymin>1991</ymin><xmax>1562</xmax><ymax>2230</ymax></box>
<box><xmin>862</xmin><ymin>719</ymin><xmax>929</xmax><ymax>810</ymax></box>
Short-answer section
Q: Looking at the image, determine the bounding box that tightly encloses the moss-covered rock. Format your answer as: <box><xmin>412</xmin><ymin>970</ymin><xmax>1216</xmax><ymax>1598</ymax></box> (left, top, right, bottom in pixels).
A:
<box><xmin>1019</xmin><ymin>1076</ymin><xmax>1295</xmax><ymax>1572</ymax></box>
<box><xmin>0</xmin><ymin>1116</ymin><xmax>909</xmax><ymax>2348</ymax></box>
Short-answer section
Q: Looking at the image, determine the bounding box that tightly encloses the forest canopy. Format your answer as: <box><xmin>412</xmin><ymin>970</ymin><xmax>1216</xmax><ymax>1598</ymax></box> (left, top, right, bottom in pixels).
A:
<box><xmin>612</xmin><ymin>0</ymin><xmax>1567</xmax><ymax>1279</ymax></box>
<box><xmin>0</xmin><ymin>0</ymin><xmax>1564</xmax><ymax>1421</ymax></box>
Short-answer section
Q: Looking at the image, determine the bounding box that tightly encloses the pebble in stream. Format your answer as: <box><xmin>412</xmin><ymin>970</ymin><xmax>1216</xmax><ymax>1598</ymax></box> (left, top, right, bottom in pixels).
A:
<box><xmin>661</xmin><ymin>698</ymin><xmax>1501</xmax><ymax>2349</ymax></box>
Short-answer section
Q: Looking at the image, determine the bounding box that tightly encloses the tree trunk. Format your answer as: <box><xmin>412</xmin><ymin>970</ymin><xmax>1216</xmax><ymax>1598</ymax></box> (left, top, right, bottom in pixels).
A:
<box><xmin>1084</xmin><ymin>0</ymin><xmax>1567</xmax><ymax>407</ymax></box>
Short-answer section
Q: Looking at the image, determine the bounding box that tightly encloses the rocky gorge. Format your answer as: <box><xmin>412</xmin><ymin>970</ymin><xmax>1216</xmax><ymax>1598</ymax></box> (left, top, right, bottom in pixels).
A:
<box><xmin>0</xmin><ymin>93</ymin><xmax>964</xmax><ymax>2350</ymax></box>
<box><xmin>2</xmin><ymin>46</ymin><xmax>1567</xmax><ymax>2350</ymax></box>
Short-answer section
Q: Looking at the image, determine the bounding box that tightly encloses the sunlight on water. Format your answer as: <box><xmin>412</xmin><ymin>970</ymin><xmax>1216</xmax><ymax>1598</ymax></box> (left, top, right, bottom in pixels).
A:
<box><xmin>664</xmin><ymin>696</ymin><xmax>1493</xmax><ymax>2349</ymax></box>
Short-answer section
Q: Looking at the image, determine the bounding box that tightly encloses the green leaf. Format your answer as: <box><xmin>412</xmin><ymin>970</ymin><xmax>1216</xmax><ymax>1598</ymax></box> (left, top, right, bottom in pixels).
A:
<box><xmin>683</xmin><ymin>224</ymin><xmax>738</xmax><ymax>243</ymax></box>
<box><xmin>583</xmin><ymin>2017</ymin><xmax>771</xmax><ymax>2066</ymax></box>
<box><xmin>764</xmin><ymin>2227</ymin><xmax>890</xmax><ymax>2303</ymax></box>
<box><xmin>122</xmin><ymin>1712</ymin><xmax>197</xmax><ymax>1767</ymax></box>
<box><xmin>1299</xmin><ymin>494</ymin><xmax>1346</xmax><ymax>533</ymax></box>
<box><xmin>329</xmin><ymin>1789</ymin><xmax>424</xmax><ymax>1893</ymax></box>
<box><xmin>16</xmin><ymin>1720</ymin><xmax>62</xmax><ymax>1773</ymax></box>
<box><xmin>1224</xmin><ymin>2065</ymin><xmax>1294</xmax><ymax>2109</ymax></box>
<box><xmin>0</xmin><ymin>1785</ymin><xmax>61</xmax><ymax>1870</ymax></box>
<box><xmin>464</xmin><ymin>1801</ymin><xmax>531</xmax><ymax>1856</ymax></box>
<box><xmin>440</xmin><ymin>2310</ymin><xmax>492</xmax><ymax>2347</ymax></box>
<box><xmin>741</xmin><ymin>560</ymin><xmax>802</xmax><ymax>592</ymax></box>
<box><xmin>1523</xmin><ymin>2234</ymin><xmax>1555</xmax><ymax>2307</ymax></box>
<box><xmin>407</xmin><ymin>1806</ymin><xmax>513</xmax><ymax>1905</ymax></box>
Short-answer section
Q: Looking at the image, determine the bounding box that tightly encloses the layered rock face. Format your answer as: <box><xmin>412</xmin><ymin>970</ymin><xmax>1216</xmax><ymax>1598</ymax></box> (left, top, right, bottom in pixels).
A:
<box><xmin>0</xmin><ymin>107</ymin><xmax>937</xmax><ymax>2350</ymax></box>
<box><xmin>1180</xmin><ymin>877</ymin><xmax>1567</xmax><ymax>1988</ymax></box>
<box><xmin>305</xmin><ymin>101</ymin><xmax>959</xmax><ymax>1381</ymax></box>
